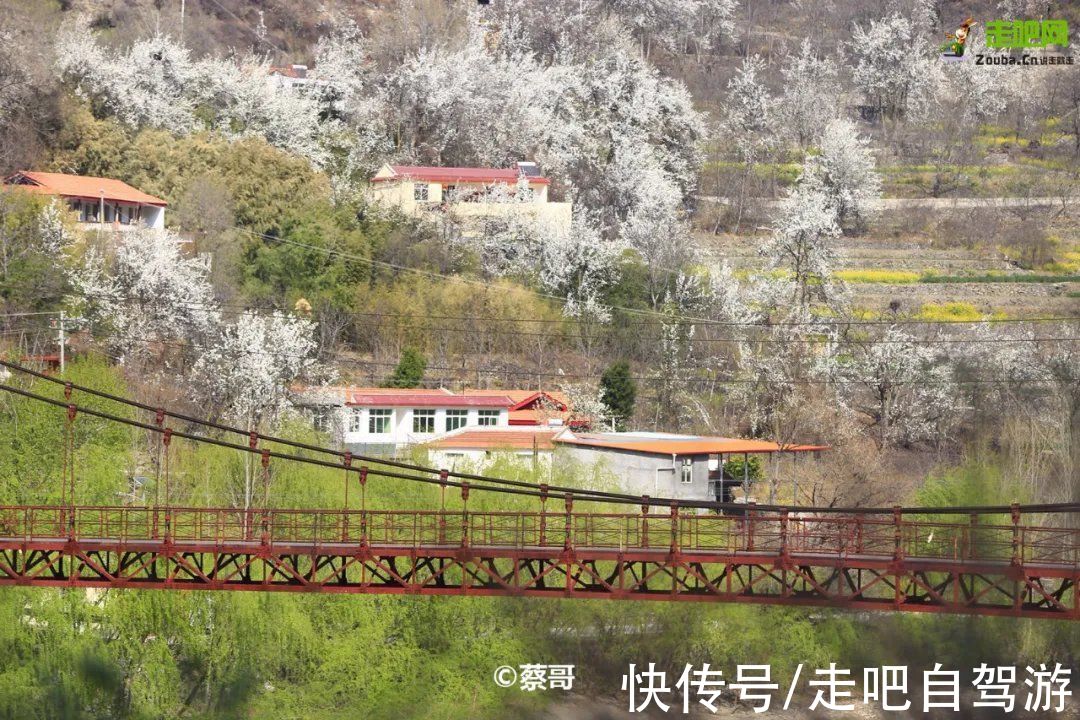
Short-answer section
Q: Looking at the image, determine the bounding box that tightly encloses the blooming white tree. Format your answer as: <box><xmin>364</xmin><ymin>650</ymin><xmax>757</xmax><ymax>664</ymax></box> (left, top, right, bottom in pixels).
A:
<box><xmin>722</xmin><ymin>54</ymin><xmax>776</xmax><ymax>164</ymax></box>
<box><xmin>56</xmin><ymin>27</ymin><xmax>200</xmax><ymax>134</ymax></box>
<box><xmin>55</xmin><ymin>25</ymin><xmax>360</xmax><ymax>172</ymax></box>
<box><xmin>816</xmin><ymin>118</ymin><xmax>881</xmax><ymax>231</ymax></box>
<box><xmin>532</xmin><ymin>42</ymin><xmax>704</xmax><ymax>227</ymax></box>
<box><xmin>188</xmin><ymin>310</ymin><xmax>320</xmax><ymax>512</ymax></box>
<box><xmin>386</xmin><ymin>21</ymin><xmax>543</xmax><ymax>167</ymax></box>
<box><xmin>728</xmin><ymin>304</ymin><xmax>839</xmax><ymax>441</ymax></box>
<box><xmin>312</xmin><ymin>22</ymin><xmax>392</xmax><ymax>192</ymax></box>
<box><xmin>760</xmin><ymin>163</ymin><xmax>841</xmax><ymax>308</ymax></box>
<box><xmin>189</xmin><ymin>310</ymin><xmax>318</xmax><ymax>430</ymax></box>
<box><xmin>68</xmin><ymin>229</ymin><xmax>220</xmax><ymax>360</ymax></box>
<box><xmin>850</xmin><ymin>13</ymin><xmax>939</xmax><ymax>125</ymax></box>
<box><xmin>610</xmin><ymin>0</ymin><xmax>736</xmax><ymax>57</ymax></box>
<box><xmin>778</xmin><ymin>40</ymin><xmax>841</xmax><ymax>148</ymax></box>
<box><xmin>193</xmin><ymin>53</ymin><xmax>331</xmax><ymax>166</ymax></box>
<box><xmin>36</xmin><ymin>200</ymin><xmax>70</xmax><ymax>256</ymax></box>
<box><xmin>836</xmin><ymin>325</ymin><xmax>961</xmax><ymax>448</ymax></box>
<box><xmin>618</xmin><ymin>159</ymin><xmax>695</xmax><ymax>308</ymax></box>
<box><xmin>720</xmin><ymin>54</ymin><xmax>776</xmax><ymax>229</ymax></box>
<box><xmin>558</xmin><ymin>382</ymin><xmax>609</xmax><ymax>428</ymax></box>
<box><xmin>539</xmin><ymin>213</ymin><xmax>622</xmax><ymax>323</ymax></box>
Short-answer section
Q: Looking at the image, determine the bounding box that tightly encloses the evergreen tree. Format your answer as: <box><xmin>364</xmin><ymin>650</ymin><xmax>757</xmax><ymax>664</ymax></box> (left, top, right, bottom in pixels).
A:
<box><xmin>387</xmin><ymin>347</ymin><xmax>427</xmax><ymax>388</ymax></box>
<box><xmin>599</xmin><ymin>360</ymin><xmax>636</xmax><ymax>430</ymax></box>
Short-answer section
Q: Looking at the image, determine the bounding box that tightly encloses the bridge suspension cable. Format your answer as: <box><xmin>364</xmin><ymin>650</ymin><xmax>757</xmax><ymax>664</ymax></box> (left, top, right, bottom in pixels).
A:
<box><xmin>2</xmin><ymin>359</ymin><xmax>1079</xmax><ymax>517</ymax></box>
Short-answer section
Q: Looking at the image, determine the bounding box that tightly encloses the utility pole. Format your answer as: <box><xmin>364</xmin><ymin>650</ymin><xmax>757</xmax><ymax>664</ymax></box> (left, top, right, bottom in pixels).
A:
<box><xmin>180</xmin><ymin>0</ymin><xmax>186</xmax><ymax>42</ymax></box>
<box><xmin>57</xmin><ymin>310</ymin><xmax>65</xmax><ymax>374</ymax></box>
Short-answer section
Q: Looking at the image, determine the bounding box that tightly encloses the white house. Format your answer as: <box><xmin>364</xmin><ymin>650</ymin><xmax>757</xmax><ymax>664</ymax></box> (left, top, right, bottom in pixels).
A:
<box><xmin>294</xmin><ymin>387</ymin><xmax>580</xmax><ymax>455</ymax></box>
<box><xmin>369</xmin><ymin>162</ymin><xmax>572</xmax><ymax>232</ymax></box>
<box><xmin>266</xmin><ymin>64</ymin><xmax>319</xmax><ymax>90</ymax></box>
<box><xmin>424</xmin><ymin>427</ymin><xmax>559</xmax><ymax>470</ymax></box>
<box><xmin>4</xmin><ymin>171</ymin><xmax>166</xmax><ymax>231</ymax></box>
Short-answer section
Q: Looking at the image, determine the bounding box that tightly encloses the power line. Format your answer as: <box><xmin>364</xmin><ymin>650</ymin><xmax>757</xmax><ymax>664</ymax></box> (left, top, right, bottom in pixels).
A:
<box><xmin>55</xmin><ymin>284</ymin><xmax>1080</xmax><ymax>329</ymax></box>
<box><xmin>1</xmin><ymin>363</ymin><xmax>1077</xmax><ymax>517</ymax></box>
<box><xmin>38</xmin><ymin>289</ymin><xmax>1080</xmax><ymax>347</ymax></box>
<box><xmin>49</xmin><ymin>332</ymin><xmax>1068</xmax><ymax>387</ymax></box>
<box><xmin>240</xmin><ymin>228</ymin><xmax>1080</xmax><ymax>328</ymax></box>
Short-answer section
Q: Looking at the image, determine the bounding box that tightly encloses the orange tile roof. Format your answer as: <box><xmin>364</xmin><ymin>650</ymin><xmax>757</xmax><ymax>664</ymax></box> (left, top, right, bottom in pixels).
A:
<box><xmin>5</xmin><ymin>171</ymin><xmax>167</xmax><ymax>206</ymax></box>
<box><xmin>427</xmin><ymin>429</ymin><xmax>559</xmax><ymax>451</ymax></box>
<box><xmin>556</xmin><ymin>434</ymin><xmax>828</xmax><ymax>456</ymax></box>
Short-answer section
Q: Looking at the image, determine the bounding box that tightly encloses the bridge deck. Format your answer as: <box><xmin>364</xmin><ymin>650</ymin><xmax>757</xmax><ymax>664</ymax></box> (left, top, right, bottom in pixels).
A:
<box><xmin>0</xmin><ymin>506</ymin><xmax>1073</xmax><ymax>619</ymax></box>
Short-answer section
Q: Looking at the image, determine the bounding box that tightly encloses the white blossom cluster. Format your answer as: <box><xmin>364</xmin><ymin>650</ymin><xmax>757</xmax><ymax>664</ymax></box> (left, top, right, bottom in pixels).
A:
<box><xmin>833</xmin><ymin>325</ymin><xmax>961</xmax><ymax>447</ymax></box>
<box><xmin>55</xmin><ymin>20</ymin><xmax>387</xmax><ymax>175</ymax></box>
<box><xmin>67</xmin><ymin>229</ymin><xmax>321</xmax><ymax>428</ymax></box>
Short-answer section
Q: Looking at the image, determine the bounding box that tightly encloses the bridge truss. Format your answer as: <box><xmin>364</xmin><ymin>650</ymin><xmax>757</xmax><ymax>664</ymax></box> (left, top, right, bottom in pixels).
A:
<box><xmin>0</xmin><ymin>359</ymin><xmax>1078</xmax><ymax>619</ymax></box>
<box><xmin>0</xmin><ymin>505</ymin><xmax>1075</xmax><ymax>619</ymax></box>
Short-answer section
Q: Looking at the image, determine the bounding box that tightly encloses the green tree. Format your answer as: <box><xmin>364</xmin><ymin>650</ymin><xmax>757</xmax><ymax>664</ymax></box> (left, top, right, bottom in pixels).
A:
<box><xmin>599</xmin><ymin>360</ymin><xmax>636</xmax><ymax>430</ymax></box>
<box><xmin>387</xmin><ymin>347</ymin><xmax>427</xmax><ymax>388</ymax></box>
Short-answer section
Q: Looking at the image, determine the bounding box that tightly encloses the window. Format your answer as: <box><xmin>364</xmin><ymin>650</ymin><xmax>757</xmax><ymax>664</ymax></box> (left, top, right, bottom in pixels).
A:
<box><xmin>413</xmin><ymin>183</ymin><xmax>429</xmax><ymax>202</ymax></box>
<box><xmin>681</xmin><ymin>458</ymin><xmax>694</xmax><ymax>484</ymax></box>
<box><xmin>412</xmin><ymin>409</ymin><xmax>435</xmax><ymax>434</ymax></box>
<box><xmin>368</xmin><ymin>408</ymin><xmax>392</xmax><ymax>434</ymax></box>
<box><xmin>445</xmin><ymin>409</ymin><xmax>468</xmax><ymax>432</ymax></box>
<box><xmin>443</xmin><ymin>184</ymin><xmax>457</xmax><ymax>202</ymax></box>
<box><xmin>348</xmin><ymin>408</ymin><xmax>363</xmax><ymax>433</ymax></box>
<box><xmin>477</xmin><ymin>410</ymin><xmax>499</xmax><ymax>426</ymax></box>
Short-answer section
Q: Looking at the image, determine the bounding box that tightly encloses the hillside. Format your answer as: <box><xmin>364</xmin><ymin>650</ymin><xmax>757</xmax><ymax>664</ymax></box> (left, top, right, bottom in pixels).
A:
<box><xmin>0</xmin><ymin>1</ymin><xmax>1077</xmax><ymax>717</ymax></box>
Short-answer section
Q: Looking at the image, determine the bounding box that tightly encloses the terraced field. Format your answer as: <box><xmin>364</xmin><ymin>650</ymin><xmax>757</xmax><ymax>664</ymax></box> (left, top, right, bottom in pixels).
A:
<box><xmin>698</xmin><ymin>206</ymin><xmax>1080</xmax><ymax>317</ymax></box>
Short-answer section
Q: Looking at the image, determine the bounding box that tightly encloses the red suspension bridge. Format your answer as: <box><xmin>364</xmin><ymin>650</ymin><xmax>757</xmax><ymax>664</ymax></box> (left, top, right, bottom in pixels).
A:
<box><xmin>0</xmin><ymin>360</ymin><xmax>1078</xmax><ymax>620</ymax></box>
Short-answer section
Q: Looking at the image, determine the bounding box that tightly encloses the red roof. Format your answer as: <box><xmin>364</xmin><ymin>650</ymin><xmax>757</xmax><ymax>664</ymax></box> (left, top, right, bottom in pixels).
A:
<box><xmin>373</xmin><ymin>165</ymin><xmax>550</xmax><ymax>186</ymax></box>
<box><xmin>426</xmin><ymin>428</ymin><xmax>559</xmax><ymax>451</ymax></box>
<box><xmin>346</xmin><ymin>389</ymin><xmax>512</xmax><ymax>408</ymax></box>
<box><xmin>5</xmin><ymin>172</ymin><xmax>167</xmax><ymax>206</ymax></box>
<box><xmin>556</xmin><ymin>433</ymin><xmax>829</xmax><ymax>456</ymax></box>
<box><xmin>268</xmin><ymin>65</ymin><xmax>309</xmax><ymax>79</ymax></box>
<box><xmin>304</xmin><ymin>386</ymin><xmax>577</xmax><ymax>419</ymax></box>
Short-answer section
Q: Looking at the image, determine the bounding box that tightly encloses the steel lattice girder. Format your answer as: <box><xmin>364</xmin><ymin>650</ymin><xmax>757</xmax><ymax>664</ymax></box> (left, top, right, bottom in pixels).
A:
<box><xmin>0</xmin><ymin>541</ymin><xmax>1075</xmax><ymax>619</ymax></box>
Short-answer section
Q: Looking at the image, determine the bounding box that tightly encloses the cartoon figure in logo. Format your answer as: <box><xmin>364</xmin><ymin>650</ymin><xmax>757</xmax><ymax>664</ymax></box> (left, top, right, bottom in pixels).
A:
<box><xmin>941</xmin><ymin>17</ymin><xmax>977</xmax><ymax>57</ymax></box>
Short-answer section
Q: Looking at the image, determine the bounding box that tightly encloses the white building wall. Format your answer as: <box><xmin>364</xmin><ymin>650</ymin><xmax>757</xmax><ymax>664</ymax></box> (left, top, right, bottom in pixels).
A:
<box><xmin>428</xmin><ymin>448</ymin><xmax>552</xmax><ymax>470</ymax></box>
<box><xmin>342</xmin><ymin>407</ymin><xmax>509</xmax><ymax>448</ymax></box>
<box><xmin>558</xmin><ymin>446</ymin><xmax>713</xmax><ymax>502</ymax></box>
<box><xmin>144</xmin><ymin>205</ymin><xmax>165</xmax><ymax>229</ymax></box>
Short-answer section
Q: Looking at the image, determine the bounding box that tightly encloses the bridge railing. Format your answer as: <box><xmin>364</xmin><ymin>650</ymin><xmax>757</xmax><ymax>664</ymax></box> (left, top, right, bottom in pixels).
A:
<box><xmin>0</xmin><ymin>506</ymin><xmax>1076</xmax><ymax>567</ymax></box>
